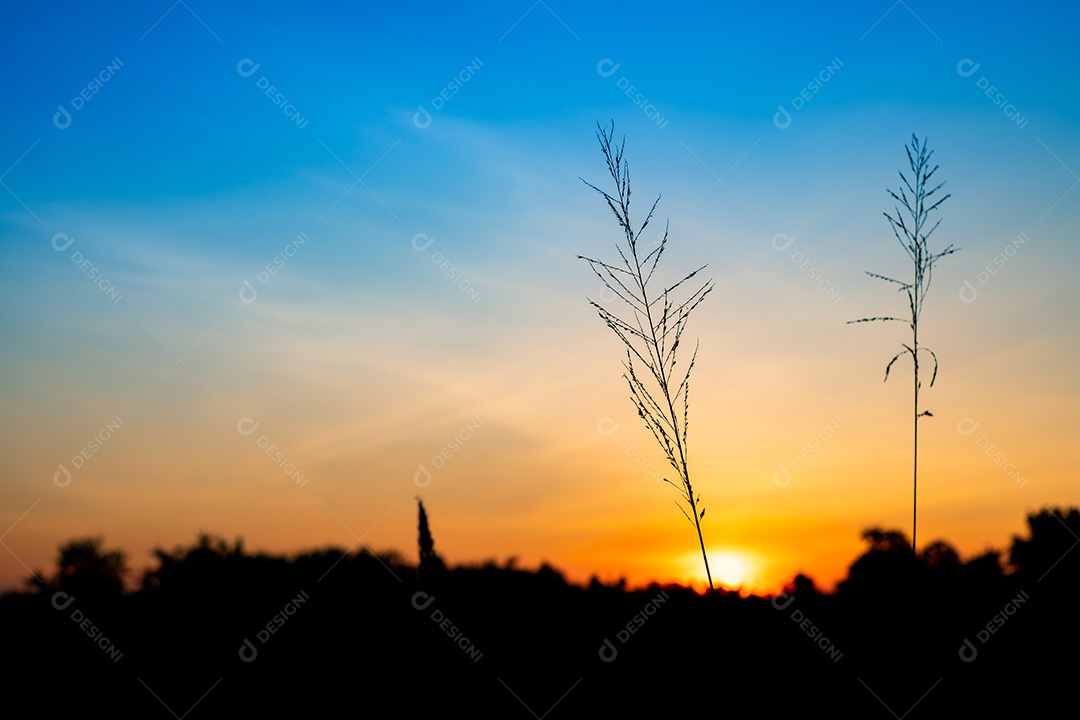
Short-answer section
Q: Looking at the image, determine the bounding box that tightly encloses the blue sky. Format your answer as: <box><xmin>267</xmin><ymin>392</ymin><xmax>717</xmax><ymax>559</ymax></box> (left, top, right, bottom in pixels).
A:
<box><xmin>2</xmin><ymin>1</ymin><xmax>1078</xmax><ymax>592</ymax></box>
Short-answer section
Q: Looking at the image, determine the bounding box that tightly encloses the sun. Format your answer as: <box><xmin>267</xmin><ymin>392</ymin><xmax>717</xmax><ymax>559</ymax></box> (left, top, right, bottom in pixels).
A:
<box><xmin>711</xmin><ymin>552</ymin><xmax>751</xmax><ymax>588</ymax></box>
<box><xmin>681</xmin><ymin>549</ymin><xmax>755</xmax><ymax>592</ymax></box>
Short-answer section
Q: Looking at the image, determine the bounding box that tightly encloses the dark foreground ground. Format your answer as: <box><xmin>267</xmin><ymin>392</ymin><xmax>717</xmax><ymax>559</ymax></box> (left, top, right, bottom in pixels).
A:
<box><xmin>3</xmin><ymin>507</ymin><xmax>1077</xmax><ymax>717</ymax></box>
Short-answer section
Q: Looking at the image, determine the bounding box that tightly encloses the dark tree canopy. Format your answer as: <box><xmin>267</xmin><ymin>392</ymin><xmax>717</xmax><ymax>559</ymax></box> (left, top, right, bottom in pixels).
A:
<box><xmin>47</xmin><ymin>536</ymin><xmax>127</xmax><ymax>598</ymax></box>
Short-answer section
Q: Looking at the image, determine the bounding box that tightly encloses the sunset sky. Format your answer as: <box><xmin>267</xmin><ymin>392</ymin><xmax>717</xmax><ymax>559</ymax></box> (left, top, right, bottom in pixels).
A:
<box><xmin>2</xmin><ymin>2</ymin><xmax>1078</xmax><ymax>595</ymax></box>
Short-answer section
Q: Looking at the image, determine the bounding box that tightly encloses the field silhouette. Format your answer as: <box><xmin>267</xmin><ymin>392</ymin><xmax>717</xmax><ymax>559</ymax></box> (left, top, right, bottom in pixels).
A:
<box><xmin>4</xmin><ymin>504</ymin><xmax>1077</xmax><ymax>717</ymax></box>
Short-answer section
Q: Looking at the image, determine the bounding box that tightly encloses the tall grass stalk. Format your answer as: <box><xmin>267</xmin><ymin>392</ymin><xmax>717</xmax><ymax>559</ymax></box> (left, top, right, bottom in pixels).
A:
<box><xmin>578</xmin><ymin>122</ymin><xmax>716</xmax><ymax>594</ymax></box>
<box><xmin>850</xmin><ymin>134</ymin><xmax>958</xmax><ymax>557</ymax></box>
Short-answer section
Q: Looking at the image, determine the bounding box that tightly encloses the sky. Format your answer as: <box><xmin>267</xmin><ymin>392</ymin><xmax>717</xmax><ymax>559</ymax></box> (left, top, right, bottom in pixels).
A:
<box><xmin>2</xmin><ymin>1</ymin><xmax>1078</xmax><ymax>595</ymax></box>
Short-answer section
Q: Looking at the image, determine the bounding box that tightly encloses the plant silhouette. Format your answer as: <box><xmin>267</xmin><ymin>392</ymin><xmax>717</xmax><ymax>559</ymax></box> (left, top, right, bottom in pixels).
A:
<box><xmin>850</xmin><ymin>134</ymin><xmax>958</xmax><ymax>556</ymax></box>
<box><xmin>578</xmin><ymin>121</ymin><xmax>715</xmax><ymax>593</ymax></box>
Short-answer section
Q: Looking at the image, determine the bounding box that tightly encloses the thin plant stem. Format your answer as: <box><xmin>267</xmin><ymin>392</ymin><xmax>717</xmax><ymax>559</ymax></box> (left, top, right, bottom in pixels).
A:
<box><xmin>913</xmin><ymin>320</ymin><xmax>918</xmax><ymax>557</ymax></box>
<box><xmin>579</xmin><ymin>121</ymin><xmax>715</xmax><ymax>594</ymax></box>
<box><xmin>850</xmin><ymin>133</ymin><xmax>958</xmax><ymax>560</ymax></box>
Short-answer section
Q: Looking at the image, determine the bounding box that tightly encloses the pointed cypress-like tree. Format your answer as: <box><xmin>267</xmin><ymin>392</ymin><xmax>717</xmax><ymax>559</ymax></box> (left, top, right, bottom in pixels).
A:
<box><xmin>416</xmin><ymin>497</ymin><xmax>445</xmax><ymax>582</ymax></box>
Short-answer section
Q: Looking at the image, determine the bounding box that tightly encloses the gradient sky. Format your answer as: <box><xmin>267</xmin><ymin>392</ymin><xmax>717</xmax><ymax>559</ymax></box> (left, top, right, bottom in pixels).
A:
<box><xmin>2</xmin><ymin>1</ymin><xmax>1078</xmax><ymax>595</ymax></box>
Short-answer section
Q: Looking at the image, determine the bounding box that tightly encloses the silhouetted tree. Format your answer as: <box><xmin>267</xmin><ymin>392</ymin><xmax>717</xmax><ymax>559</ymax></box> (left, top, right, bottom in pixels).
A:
<box><xmin>962</xmin><ymin>549</ymin><xmax>1003</xmax><ymax>581</ymax></box>
<box><xmin>45</xmin><ymin>536</ymin><xmax>127</xmax><ymax>599</ymax></box>
<box><xmin>786</xmin><ymin>572</ymin><xmax>819</xmax><ymax>599</ymax></box>
<box><xmin>958</xmin><ymin>548</ymin><xmax>1007</xmax><ymax>609</ymax></box>
<box><xmin>416</xmin><ymin>497</ymin><xmax>446</xmax><ymax>582</ymax></box>
<box><xmin>1009</xmin><ymin>506</ymin><xmax>1080</xmax><ymax>591</ymax></box>
<box><xmin>837</xmin><ymin>527</ymin><xmax>915</xmax><ymax>599</ymax></box>
<box><xmin>862</xmin><ymin>527</ymin><xmax>912</xmax><ymax>555</ymax></box>
<box><xmin>920</xmin><ymin>539</ymin><xmax>960</xmax><ymax>568</ymax></box>
<box><xmin>916</xmin><ymin>539</ymin><xmax>964</xmax><ymax>602</ymax></box>
<box><xmin>140</xmin><ymin>532</ymin><xmax>247</xmax><ymax>594</ymax></box>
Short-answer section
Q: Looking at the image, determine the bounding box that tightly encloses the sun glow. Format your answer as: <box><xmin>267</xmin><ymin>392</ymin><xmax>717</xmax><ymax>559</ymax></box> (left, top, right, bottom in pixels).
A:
<box><xmin>682</xmin><ymin>550</ymin><xmax>755</xmax><ymax>593</ymax></box>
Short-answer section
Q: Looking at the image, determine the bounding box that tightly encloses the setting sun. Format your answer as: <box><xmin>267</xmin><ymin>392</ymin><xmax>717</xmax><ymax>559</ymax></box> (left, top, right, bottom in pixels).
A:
<box><xmin>681</xmin><ymin>550</ymin><xmax>756</xmax><ymax>592</ymax></box>
<box><xmin>711</xmin><ymin>552</ymin><xmax>751</xmax><ymax>589</ymax></box>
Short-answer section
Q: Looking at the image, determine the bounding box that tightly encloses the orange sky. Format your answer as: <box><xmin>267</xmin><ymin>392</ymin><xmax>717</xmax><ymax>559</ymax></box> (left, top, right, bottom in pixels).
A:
<box><xmin>3</xmin><ymin>241</ymin><xmax>1076</xmax><ymax>595</ymax></box>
